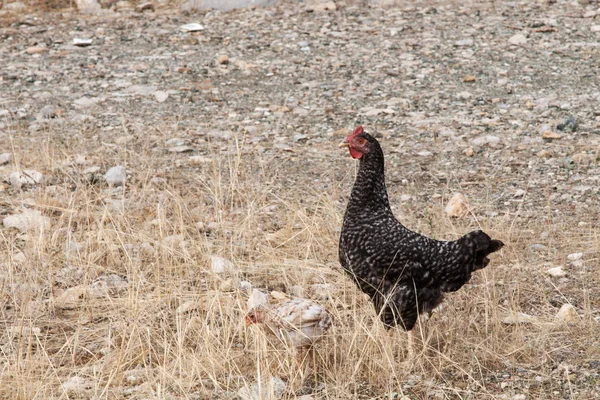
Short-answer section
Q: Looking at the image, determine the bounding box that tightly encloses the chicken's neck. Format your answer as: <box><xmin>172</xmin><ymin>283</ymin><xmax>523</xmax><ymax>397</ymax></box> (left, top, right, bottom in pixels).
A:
<box><xmin>348</xmin><ymin>150</ymin><xmax>392</xmax><ymax>213</ymax></box>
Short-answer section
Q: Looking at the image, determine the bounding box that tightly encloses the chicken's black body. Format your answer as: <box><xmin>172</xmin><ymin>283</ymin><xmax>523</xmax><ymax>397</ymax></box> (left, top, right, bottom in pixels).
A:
<box><xmin>339</xmin><ymin>129</ymin><xmax>503</xmax><ymax>331</ymax></box>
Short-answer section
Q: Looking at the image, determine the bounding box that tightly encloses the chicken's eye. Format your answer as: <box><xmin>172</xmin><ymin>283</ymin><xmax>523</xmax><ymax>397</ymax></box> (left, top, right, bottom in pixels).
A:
<box><xmin>355</xmin><ymin>137</ymin><xmax>366</xmax><ymax>146</ymax></box>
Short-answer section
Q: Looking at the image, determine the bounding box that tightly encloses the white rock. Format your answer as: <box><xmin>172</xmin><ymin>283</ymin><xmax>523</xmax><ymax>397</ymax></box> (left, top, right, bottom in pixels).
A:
<box><xmin>554</xmin><ymin>304</ymin><xmax>577</xmax><ymax>324</ymax></box>
<box><xmin>590</xmin><ymin>25</ymin><xmax>600</xmax><ymax>33</ymax></box>
<box><xmin>0</xmin><ymin>153</ymin><xmax>12</xmax><ymax>165</ymax></box>
<box><xmin>546</xmin><ymin>266</ymin><xmax>566</xmax><ymax>277</ymax></box>
<box><xmin>270</xmin><ymin>291</ymin><xmax>288</xmax><ymax>301</ymax></box>
<box><xmin>62</xmin><ymin>376</ymin><xmax>93</xmax><ymax>392</ymax></box>
<box><xmin>154</xmin><ymin>91</ymin><xmax>169</xmax><ymax>103</ymax></box>
<box><xmin>2</xmin><ymin>2</ymin><xmax>26</xmax><ymax>12</ymax></box>
<box><xmin>238</xmin><ymin>376</ymin><xmax>286</xmax><ymax>400</ymax></box>
<box><xmin>502</xmin><ymin>312</ymin><xmax>537</xmax><ymax>325</ymax></box>
<box><xmin>8</xmin><ymin>326</ymin><xmax>41</xmax><ymax>336</ymax></box>
<box><xmin>455</xmin><ymin>38</ymin><xmax>474</xmax><ymax>47</ymax></box>
<box><xmin>104</xmin><ymin>166</ymin><xmax>126</xmax><ymax>186</ymax></box>
<box><xmin>471</xmin><ymin>135</ymin><xmax>501</xmax><ymax>147</ymax></box>
<box><xmin>3</xmin><ymin>209</ymin><xmax>50</xmax><ymax>233</ymax></box>
<box><xmin>456</xmin><ymin>91</ymin><xmax>472</xmax><ymax>100</ymax></box>
<box><xmin>444</xmin><ymin>193</ymin><xmax>469</xmax><ymax>218</ymax></box>
<box><xmin>514</xmin><ymin>189</ymin><xmax>526</xmax><ymax>198</ymax></box>
<box><xmin>567</xmin><ymin>252</ymin><xmax>583</xmax><ymax>261</ymax></box>
<box><xmin>74</xmin><ymin>96</ymin><xmax>100</xmax><ymax>108</ymax></box>
<box><xmin>247</xmin><ymin>289</ymin><xmax>268</xmax><ymax>310</ymax></box>
<box><xmin>239</xmin><ymin>280</ymin><xmax>252</xmax><ymax>291</ymax></box>
<box><xmin>73</xmin><ymin>38</ymin><xmax>93</xmax><ymax>47</ymax></box>
<box><xmin>417</xmin><ymin>150</ymin><xmax>432</xmax><ymax>157</ymax></box>
<box><xmin>508</xmin><ymin>34</ymin><xmax>527</xmax><ymax>45</ymax></box>
<box><xmin>180</xmin><ymin>23</ymin><xmax>204</xmax><ymax>32</ymax></box>
<box><xmin>75</xmin><ymin>0</ymin><xmax>100</xmax><ymax>13</ymax></box>
<box><xmin>210</xmin><ymin>256</ymin><xmax>233</xmax><ymax>274</ymax></box>
<box><xmin>55</xmin><ymin>285</ymin><xmax>104</xmax><ymax>308</ymax></box>
<box><xmin>8</xmin><ymin>170</ymin><xmax>44</xmax><ymax>188</ymax></box>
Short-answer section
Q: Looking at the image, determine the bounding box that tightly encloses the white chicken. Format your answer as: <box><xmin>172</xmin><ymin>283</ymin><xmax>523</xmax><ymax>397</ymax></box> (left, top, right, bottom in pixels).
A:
<box><xmin>245</xmin><ymin>298</ymin><xmax>333</xmax><ymax>351</ymax></box>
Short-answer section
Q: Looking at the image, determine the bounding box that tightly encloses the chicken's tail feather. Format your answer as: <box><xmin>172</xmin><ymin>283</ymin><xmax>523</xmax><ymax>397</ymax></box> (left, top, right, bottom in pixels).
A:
<box><xmin>464</xmin><ymin>230</ymin><xmax>504</xmax><ymax>271</ymax></box>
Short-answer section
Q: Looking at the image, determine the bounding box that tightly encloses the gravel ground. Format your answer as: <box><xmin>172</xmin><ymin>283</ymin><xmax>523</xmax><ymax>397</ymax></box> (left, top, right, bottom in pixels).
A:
<box><xmin>1</xmin><ymin>0</ymin><xmax>600</xmax><ymax>398</ymax></box>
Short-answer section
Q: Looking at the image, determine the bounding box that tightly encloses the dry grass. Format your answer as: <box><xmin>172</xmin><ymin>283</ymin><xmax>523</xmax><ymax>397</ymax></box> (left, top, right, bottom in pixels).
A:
<box><xmin>1</xmin><ymin>123</ymin><xmax>599</xmax><ymax>399</ymax></box>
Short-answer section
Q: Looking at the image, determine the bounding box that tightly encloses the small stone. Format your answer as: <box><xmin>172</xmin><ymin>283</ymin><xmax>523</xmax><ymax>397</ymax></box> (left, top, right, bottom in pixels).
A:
<box><xmin>0</xmin><ymin>153</ymin><xmax>11</xmax><ymax>165</ymax></box>
<box><xmin>238</xmin><ymin>376</ymin><xmax>286</xmax><ymax>400</ymax></box>
<box><xmin>189</xmin><ymin>156</ymin><xmax>213</xmax><ymax>164</ymax></box>
<box><xmin>455</xmin><ymin>38</ymin><xmax>474</xmax><ymax>47</ymax></box>
<box><xmin>239</xmin><ymin>280</ymin><xmax>252</xmax><ymax>291</ymax></box>
<box><xmin>508</xmin><ymin>34</ymin><xmax>527</xmax><ymax>45</ymax></box>
<box><xmin>8</xmin><ymin>170</ymin><xmax>44</xmax><ymax>188</ymax></box>
<box><xmin>546</xmin><ymin>266</ymin><xmax>566</xmax><ymax>277</ymax></box>
<box><xmin>556</xmin><ymin>116</ymin><xmax>577</xmax><ymax>132</ymax></box>
<box><xmin>471</xmin><ymin>135</ymin><xmax>501</xmax><ymax>147</ymax></box>
<box><xmin>306</xmin><ymin>1</ymin><xmax>336</xmax><ymax>12</ymax></box>
<box><xmin>444</xmin><ymin>193</ymin><xmax>469</xmax><ymax>218</ymax></box>
<box><xmin>25</xmin><ymin>46</ymin><xmax>47</xmax><ymax>55</ymax></box>
<box><xmin>464</xmin><ymin>146</ymin><xmax>474</xmax><ymax>157</ymax></box>
<box><xmin>154</xmin><ymin>91</ymin><xmax>169</xmax><ymax>103</ymax></box>
<box><xmin>247</xmin><ymin>289</ymin><xmax>268</xmax><ymax>310</ymax></box>
<box><xmin>567</xmin><ymin>252</ymin><xmax>583</xmax><ymax>261</ymax></box>
<box><xmin>463</xmin><ymin>75</ymin><xmax>476</xmax><ymax>82</ymax></box>
<box><xmin>104</xmin><ymin>166</ymin><xmax>126</xmax><ymax>186</ymax></box>
<box><xmin>74</xmin><ymin>97</ymin><xmax>100</xmax><ymax>108</ymax></box>
<box><xmin>135</xmin><ymin>1</ymin><xmax>154</xmax><ymax>11</ymax></box>
<box><xmin>554</xmin><ymin>304</ymin><xmax>577</xmax><ymax>324</ymax></box>
<box><xmin>73</xmin><ymin>38</ymin><xmax>93</xmax><ymax>47</ymax></box>
<box><xmin>590</xmin><ymin>25</ymin><xmax>600</xmax><ymax>33</ymax></box>
<box><xmin>217</xmin><ymin>54</ymin><xmax>229</xmax><ymax>65</ymax></box>
<box><xmin>3</xmin><ymin>2</ymin><xmax>27</xmax><ymax>11</ymax></box>
<box><xmin>62</xmin><ymin>376</ymin><xmax>93</xmax><ymax>393</ymax></box>
<box><xmin>168</xmin><ymin>145</ymin><xmax>194</xmax><ymax>153</ymax></box>
<box><xmin>514</xmin><ymin>189</ymin><xmax>526</xmax><ymax>198</ymax></box>
<box><xmin>180</xmin><ymin>23</ymin><xmax>204</xmax><ymax>32</ymax></box>
<box><xmin>417</xmin><ymin>150</ymin><xmax>432</xmax><ymax>157</ymax></box>
<box><xmin>8</xmin><ymin>325</ymin><xmax>41</xmax><ymax>336</ymax></box>
<box><xmin>456</xmin><ymin>91</ymin><xmax>472</xmax><ymax>100</ymax></box>
<box><xmin>210</xmin><ymin>256</ymin><xmax>233</xmax><ymax>274</ymax></box>
<box><xmin>513</xmin><ymin>395</ymin><xmax>527</xmax><ymax>400</ymax></box>
<box><xmin>542</xmin><ymin>130</ymin><xmax>561</xmax><ymax>139</ymax></box>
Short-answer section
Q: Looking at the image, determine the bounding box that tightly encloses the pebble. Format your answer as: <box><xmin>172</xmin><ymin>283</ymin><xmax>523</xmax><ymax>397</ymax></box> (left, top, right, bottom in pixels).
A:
<box><xmin>2</xmin><ymin>1</ymin><xmax>26</xmax><ymax>11</ymax></box>
<box><xmin>73</xmin><ymin>38</ymin><xmax>93</xmax><ymax>47</ymax></box>
<box><xmin>529</xmin><ymin>244</ymin><xmax>547</xmax><ymax>251</ymax></box>
<box><xmin>0</xmin><ymin>153</ymin><xmax>12</xmax><ymax>165</ymax></box>
<box><xmin>210</xmin><ymin>256</ymin><xmax>233</xmax><ymax>274</ymax></box>
<box><xmin>556</xmin><ymin>116</ymin><xmax>577</xmax><ymax>132</ymax></box>
<box><xmin>168</xmin><ymin>145</ymin><xmax>194</xmax><ymax>153</ymax></box>
<box><xmin>514</xmin><ymin>189</ymin><xmax>526</xmax><ymax>198</ymax></box>
<box><xmin>154</xmin><ymin>91</ymin><xmax>169</xmax><ymax>103</ymax></box>
<box><xmin>217</xmin><ymin>55</ymin><xmax>229</xmax><ymax>65</ymax></box>
<box><xmin>455</xmin><ymin>38</ymin><xmax>474</xmax><ymax>47</ymax></box>
<box><xmin>546</xmin><ymin>266</ymin><xmax>566</xmax><ymax>277</ymax></box>
<box><xmin>471</xmin><ymin>135</ymin><xmax>501</xmax><ymax>147</ymax></box>
<box><xmin>62</xmin><ymin>376</ymin><xmax>93</xmax><ymax>393</ymax></box>
<box><xmin>444</xmin><ymin>193</ymin><xmax>469</xmax><ymax>218</ymax></box>
<box><xmin>180</xmin><ymin>23</ymin><xmax>204</xmax><ymax>32</ymax></box>
<box><xmin>74</xmin><ymin>97</ymin><xmax>100</xmax><ymax>108</ymax></box>
<box><xmin>8</xmin><ymin>170</ymin><xmax>44</xmax><ymax>188</ymax></box>
<box><xmin>25</xmin><ymin>46</ymin><xmax>47</xmax><ymax>55</ymax></box>
<box><xmin>238</xmin><ymin>376</ymin><xmax>286</xmax><ymax>400</ymax></box>
<box><xmin>554</xmin><ymin>304</ymin><xmax>577</xmax><ymax>324</ymax></box>
<box><xmin>104</xmin><ymin>166</ymin><xmax>126</xmax><ymax>186</ymax></box>
<box><xmin>176</xmin><ymin>300</ymin><xmax>200</xmax><ymax>315</ymax></box>
<box><xmin>135</xmin><ymin>2</ymin><xmax>154</xmax><ymax>11</ymax></box>
<box><xmin>590</xmin><ymin>25</ymin><xmax>600</xmax><ymax>33</ymax></box>
<box><xmin>508</xmin><ymin>34</ymin><xmax>527</xmax><ymax>45</ymax></box>
<box><xmin>306</xmin><ymin>1</ymin><xmax>336</xmax><ymax>12</ymax></box>
<box><xmin>567</xmin><ymin>252</ymin><xmax>583</xmax><ymax>261</ymax></box>
<box><xmin>456</xmin><ymin>91</ymin><xmax>472</xmax><ymax>100</ymax></box>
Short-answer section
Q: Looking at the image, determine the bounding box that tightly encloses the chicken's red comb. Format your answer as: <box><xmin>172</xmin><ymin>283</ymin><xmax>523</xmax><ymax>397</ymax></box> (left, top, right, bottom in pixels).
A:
<box><xmin>352</xmin><ymin>126</ymin><xmax>364</xmax><ymax>136</ymax></box>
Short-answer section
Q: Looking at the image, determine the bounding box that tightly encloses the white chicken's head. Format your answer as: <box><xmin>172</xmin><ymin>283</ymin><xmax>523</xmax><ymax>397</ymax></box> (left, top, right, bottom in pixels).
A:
<box><xmin>245</xmin><ymin>306</ymin><xmax>267</xmax><ymax>327</ymax></box>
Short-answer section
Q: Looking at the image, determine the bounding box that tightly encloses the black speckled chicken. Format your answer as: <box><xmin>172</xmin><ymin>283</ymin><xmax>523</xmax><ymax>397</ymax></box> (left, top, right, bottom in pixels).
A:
<box><xmin>338</xmin><ymin>126</ymin><xmax>503</xmax><ymax>334</ymax></box>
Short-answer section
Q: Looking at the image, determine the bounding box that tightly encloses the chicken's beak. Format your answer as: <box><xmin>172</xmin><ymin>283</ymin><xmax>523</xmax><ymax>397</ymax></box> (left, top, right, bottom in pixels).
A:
<box><xmin>339</xmin><ymin>141</ymin><xmax>350</xmax><ymax>148</ymax></box>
